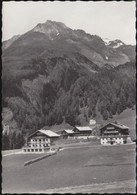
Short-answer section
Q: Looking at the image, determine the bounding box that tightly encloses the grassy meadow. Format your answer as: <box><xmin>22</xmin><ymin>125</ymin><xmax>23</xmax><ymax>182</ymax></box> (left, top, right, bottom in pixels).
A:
<box><xmin>2</xmin><ymin>143</ymin><xmax>136</xmax><ymax>193</ymax></box>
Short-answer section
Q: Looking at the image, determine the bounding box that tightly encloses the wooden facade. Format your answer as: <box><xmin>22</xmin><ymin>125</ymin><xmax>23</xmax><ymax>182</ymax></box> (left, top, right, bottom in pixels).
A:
<box><xmin>72</xmin><ymin>126</ymin><xmax>92</xmax><ymax>138</ymax></box>
<box><xmin>59</xmin><ymin>126</ymin><xmax>92</xmax><ymax>139</ymax></box>
<box><xmin>22</xmin><ymin>130</ymin><xmax>60</xmax><ymax>153</ymax></box>
<box><xmin>100</xmin><ymin>123</ymin><xmax>131</xmax><ymax>145</ymax></box>
<box><xmin>61</xmin><ymin>130</ymin><xmax>74</xmax><ymax>139</ymax></box>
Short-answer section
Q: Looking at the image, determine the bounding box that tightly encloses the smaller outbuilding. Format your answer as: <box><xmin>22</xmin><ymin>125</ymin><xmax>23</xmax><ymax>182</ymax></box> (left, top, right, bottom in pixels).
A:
<box><xmin>73</xmin><ymin>126</ymin><xmax>92</xmax><ymax>139</ymax></box>
<box><xmin>61</xmin><ymin>129</ymin><xmax>74</xmax><ymax>139</ymax></box>
<box><xmin>100</xmin><ymin>122</ymin><xmax>131</xmax><ymax>145</ymax></box>
<box><xmin>22</xmin><ymin>129</ymin><xmax>60</xmax><ymax>153</ymax></box>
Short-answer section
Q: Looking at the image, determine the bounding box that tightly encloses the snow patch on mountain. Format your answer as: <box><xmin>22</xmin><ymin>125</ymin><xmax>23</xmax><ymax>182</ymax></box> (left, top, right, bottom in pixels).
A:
<box><xmin>103</xmin><ymin>38</ymin><xmax>111</xmax><ymax>45</ymax></box>
<box><xmin>113</xmin><ymin>42</ymin><xmax>124</xmax><ymax>48</ymax></box>
<box><xmin>103</xmin><ymin>38</ymin><xmax>125</xmax><ymax>48</ymax></box>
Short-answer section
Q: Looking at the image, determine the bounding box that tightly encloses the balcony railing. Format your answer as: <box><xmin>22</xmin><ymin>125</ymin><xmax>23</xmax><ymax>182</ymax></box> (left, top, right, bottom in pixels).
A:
<box><xmin>22</xmin><ymin>145</ymin><xmax>50</xmax><ymax>149</ymax></box>
<box><xmin>28</xmin><ymin>141</ymin><xmax>50</xmax><ymax>144</ymax></box>
<box><xmin>100</xmin><ymin>134</ymin><xmax>129</xmax><ymax>138</ymax></box>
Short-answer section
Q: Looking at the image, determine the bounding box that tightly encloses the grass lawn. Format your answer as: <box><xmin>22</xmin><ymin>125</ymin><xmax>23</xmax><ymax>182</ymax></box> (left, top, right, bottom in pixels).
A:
<box><xmin>2</xmin><ymin>143</ymin><xmax>136</xmax><ymax>193</ymax></box>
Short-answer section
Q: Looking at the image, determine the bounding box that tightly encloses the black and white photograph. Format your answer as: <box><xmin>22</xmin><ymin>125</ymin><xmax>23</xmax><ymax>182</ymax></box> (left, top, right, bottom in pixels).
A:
<box><xmin>2</xmin><ymin>1</ymin><xmax>136</xmax><ymax>194</ymax></box>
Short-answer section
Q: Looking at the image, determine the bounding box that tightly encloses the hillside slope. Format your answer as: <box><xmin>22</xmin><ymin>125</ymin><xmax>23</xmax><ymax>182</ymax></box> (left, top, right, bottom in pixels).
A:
<box><xmin>2</xmin><ymin>20</ymin><xmax>136</xmax><ymax>144</ymax></box>
<box><xmin>95</xmin><ymin>108</ymin><xmax>136</xmax><ymax>139</ymax></box>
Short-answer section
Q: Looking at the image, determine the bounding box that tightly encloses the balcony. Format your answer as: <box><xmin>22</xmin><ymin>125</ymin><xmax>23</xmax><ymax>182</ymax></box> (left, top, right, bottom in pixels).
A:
<box><xmin>22</xmin><ymin>145</ymin><xmax>50</xmax><ymax>149</ymax></box>
<box><xmin>100</xmin><ymin>134</ymin><xmax>129</xmax><ymax>138</ymax></box>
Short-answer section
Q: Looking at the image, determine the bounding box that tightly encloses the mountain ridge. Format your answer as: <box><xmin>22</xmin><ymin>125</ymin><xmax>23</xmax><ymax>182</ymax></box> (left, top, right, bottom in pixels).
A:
<box><xmin>3</xmin><ymin>20</ymin><xmax>135</xmax><ymax>67</ymax></box>
<box><xmin>2</xmin><ymin>20</ymin><xmax>136</xmax><ymax>147</ymax></box>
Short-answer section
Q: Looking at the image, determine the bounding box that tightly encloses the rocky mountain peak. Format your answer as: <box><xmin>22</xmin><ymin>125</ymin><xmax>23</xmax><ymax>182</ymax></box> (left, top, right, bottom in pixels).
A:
<box><xmin>32</xmin><ymin>20</ymin><xmax>70</xmax><ymax>39</ymax></box>
<box><xmin>46</xmin><ymin>20</ymin><xmax>68</xmax><ymax>29</ymax></box>
<box><xmin>3</xmin><ymin>20</ymin><xmax>135</xmax><ymax>67</ymax></box>
<box><xmin>109</xmin><ymin>39</ymin><xmax>125</xmax><ymax>48</ymax></box>
<box><xmin>104</xmin><ymin>38</ymin><xmax>125</xmax><ymax>48</ymax></box>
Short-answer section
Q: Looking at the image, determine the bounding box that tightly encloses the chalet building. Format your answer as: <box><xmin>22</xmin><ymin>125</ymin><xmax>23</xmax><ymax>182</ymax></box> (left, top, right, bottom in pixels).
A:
<box><xmin>72</xmin><ymin>126</ymin><xmax>92</xmax><ymax>138</ymax></box>
<box><xmin>61</xmin><ymin>129</ymin><xmax>74</xmax><ymax>139</ymax></box>
<box><xmin>100</xmin><ymin>123</ymin><xmax>131</xmax><ymax>145</ymax></box>
<box><xmin>22</xmin><ymin>129</ymin><xmax>60</xmax><ymax>153</ymax></box>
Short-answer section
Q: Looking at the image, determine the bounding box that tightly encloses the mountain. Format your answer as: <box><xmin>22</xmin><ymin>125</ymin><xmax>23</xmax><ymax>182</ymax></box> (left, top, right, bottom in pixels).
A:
<box><xmin>104</xmin><ymin>39</ymin><xmax>125</xmax><ymax>48</ymax></box>
<box><xmin>2</xmin><ymin>20</ymin><xmax>136</xmax><ymax>147</ymax></box>
<box><xmin>2</xmin><ymin>35</ymin><xmax>21</xmax><ymax>51</ymax></box>
<box><xmin>32</xmin><ymin>20</ymin><xmax>71</xmax><ymax>38</ymax></box>
<box><xmin>3</xmin><ymin>20</ymin><xmax>135</xmax><ymax>67</ymax></box>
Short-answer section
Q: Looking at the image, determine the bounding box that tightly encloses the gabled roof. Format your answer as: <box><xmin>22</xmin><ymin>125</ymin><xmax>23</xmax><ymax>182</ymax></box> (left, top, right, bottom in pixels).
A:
<box><xmin>75</xmin><ymin>126</ymin><xmax>92</xmax><ymax>131</ymax></box>
<box><xmin>64</xmin><ymin>129</ymin><xmax>74</xmax><ymax>134</ymax></box>
<box><xmin>39</xmin><ymin>130</ymin><xmax>60</xmax><ymax>137</ymax></box>
<box><xmin>28</xmin><ymin>129</ymin><xmax>60</xmax><ymax>138</ymax></box>
<box><xmin>109</xmin><ymin>123</ymin><xmax>129</xmax><ymax>129</ymax></box>
<box><xmin>100</xmin><ymin>123</ymin><xmax>129</xmax><ymax>130</ymax></box>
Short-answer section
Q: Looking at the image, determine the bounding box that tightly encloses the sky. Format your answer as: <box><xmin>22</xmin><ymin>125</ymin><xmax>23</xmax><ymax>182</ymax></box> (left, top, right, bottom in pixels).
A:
<box><xmin>2</xmin><ymin>1</ymin><xmax>136</xmax><ymax>45</ymax></box>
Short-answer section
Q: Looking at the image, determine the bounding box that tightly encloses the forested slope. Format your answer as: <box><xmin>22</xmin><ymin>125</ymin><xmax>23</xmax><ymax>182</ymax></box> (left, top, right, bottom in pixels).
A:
<box><xmin>2</xmin><ymin>20</ymin><xmax>136</xmax><ymax>149</ymax></box>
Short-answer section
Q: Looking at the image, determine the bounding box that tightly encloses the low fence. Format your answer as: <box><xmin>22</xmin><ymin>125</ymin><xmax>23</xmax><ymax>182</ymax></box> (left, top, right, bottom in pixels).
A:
<box><xmin>24</xmin><ymin>151</ymin><xmax>57</xmax><ymax>166</ymax></box>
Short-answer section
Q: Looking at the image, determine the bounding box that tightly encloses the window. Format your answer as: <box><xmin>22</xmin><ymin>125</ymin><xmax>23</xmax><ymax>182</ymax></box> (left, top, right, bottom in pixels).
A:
<box><xmin>124</xmin><ymin>140</ymin><xmax>127</xmax><ymax>144</ymax></box>
<box><xmin>35</xmin><ymin>149</ymin><xmax>38</xmax><ymax>152</ymax></box>
<box><xmin>39</xmin><ymin>149</ymin><xmax>42</xmax><ymax>152</ymax></box>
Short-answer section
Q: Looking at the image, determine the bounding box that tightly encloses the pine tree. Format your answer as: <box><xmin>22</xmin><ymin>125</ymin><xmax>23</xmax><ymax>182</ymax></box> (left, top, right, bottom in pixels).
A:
<box><xmin>2</xmin><ymin>132</ymin><xmax>9</xmax><ymax>150</ymax></box>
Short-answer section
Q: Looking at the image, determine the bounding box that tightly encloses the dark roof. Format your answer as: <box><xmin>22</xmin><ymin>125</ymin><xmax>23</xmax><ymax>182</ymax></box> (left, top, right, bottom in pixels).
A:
<box><xmin>100</xmin><ymin>123</ymin><xmax>129</xmax><ymax>130</ymax></box>
<box><xmin>110</xmin><ymin>123</ymin><xmax>129</xmax><ymax>129</ymax></box>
